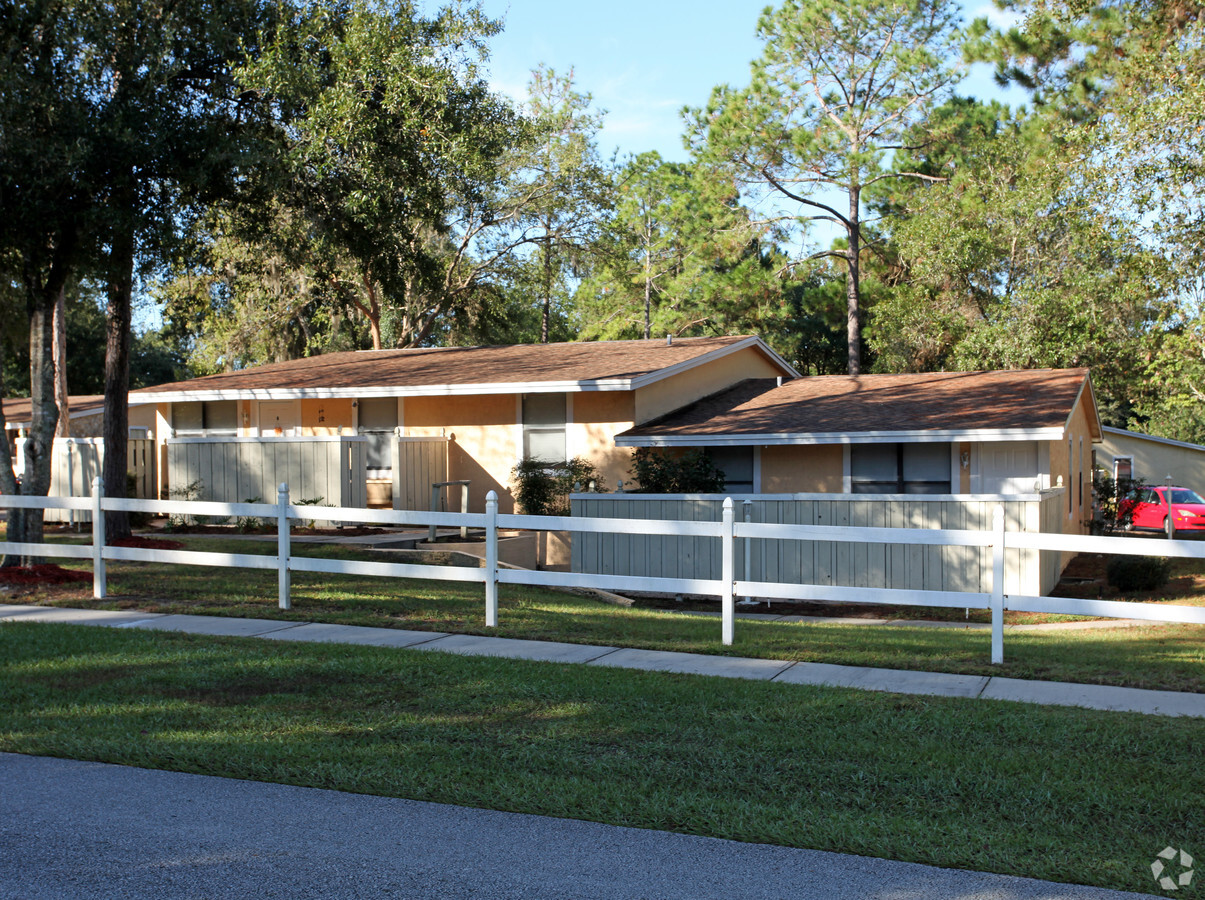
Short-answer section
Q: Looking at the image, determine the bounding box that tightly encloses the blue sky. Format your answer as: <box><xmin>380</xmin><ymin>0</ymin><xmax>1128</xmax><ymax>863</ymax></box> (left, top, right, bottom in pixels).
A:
<box><xmin>474</xmin><ymin>0</ymin><xmax>1029</xmax><ymax>163</ymax></box>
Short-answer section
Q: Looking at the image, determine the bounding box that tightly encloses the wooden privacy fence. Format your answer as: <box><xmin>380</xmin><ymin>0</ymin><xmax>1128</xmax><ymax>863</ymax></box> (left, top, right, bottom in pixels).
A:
<box><xmin>392</xmin><ymin>435</ymin><xmax>448</xmax><ymax>510</ymax></box>
<box><xmin>571</xmin><ymin>492</ymin><xmax>1068</xmax><ymax>596</ymax></box>
<box><xmin>166</xmin><ymin>436</ymin><xmax>366</xmax><ymax>510</ymax></box>
<box><xmin>15</xmin><ymin>437</ymin><xmax>156</xmax><ymax>523</ymax></box>
<box><xmin>4</xmin><ymin>489</ymin><xmax>1205</xmax><ymax>666</ymax></box>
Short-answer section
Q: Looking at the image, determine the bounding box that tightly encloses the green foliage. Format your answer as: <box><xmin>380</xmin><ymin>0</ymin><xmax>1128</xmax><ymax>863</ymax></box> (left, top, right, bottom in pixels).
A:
<box><xmin>577</xmin><ymin>153</ymin><xmax>792</xmax><ymax>348</ymax></box>
<box><xmin>165</xmin><ymin>480</ymin><xmax>205</xmax><ymax>530</ymax></box>
<box><xmin>692</xmin><ymin>0</ymin><xmax>965</xmax><ymax>373</ymax></box>
<box><xmin>510</xmin><ymin>457</ymin><xmax>600</xmax><ymax>516</ymax></box>
<box><xmin>628</xmin><ymin>448</ymin><xmax>726</xmax><ymax>494</ymax></box>
<box><xmin>1090</xmin><ymin>469</ymin><xmax>1145</xmax><ymax>534</ymax></box>
<box><xmin>1106</xmin><ymin>555</ymin><xmax>1171</xmax><ymax>593</ymax></box>
<box><xmin>236</xmin><ymin>497</ymin><xmax>265</xmax><ymax>533</ymax></box>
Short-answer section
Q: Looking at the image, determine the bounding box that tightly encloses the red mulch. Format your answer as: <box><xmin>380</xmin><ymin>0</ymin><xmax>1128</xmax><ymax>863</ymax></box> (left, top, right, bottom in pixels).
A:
<box><xmin>0</xmin><ymin>564</ymin><xmax>91</xmax><ymax>585</ymax></box>
<box><xmin>111</xmin><ymin>536</ymin><xmax>185</xmax><ymax>550</ymax></box>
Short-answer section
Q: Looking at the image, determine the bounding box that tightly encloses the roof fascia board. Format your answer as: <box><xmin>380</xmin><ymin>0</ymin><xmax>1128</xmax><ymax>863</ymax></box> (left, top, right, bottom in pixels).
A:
<box><xmin>130</xmin><ymin>379</ymin><xmax>642</xmax><ymax>404</ymax></box>
<box><xmin>1102</xmin><ymin>425</ymin><xmax>1205</xmax><ymax>453</ymax></box>
<box><xmin>617</xmin><ymin>428</ymin><xmax>1067</xmax><ymax>447</ymax></box>
<box><xmin>1066</xmin><ymin>375</ymin><xmax>1103</xmax><ymax>442</ymax></box>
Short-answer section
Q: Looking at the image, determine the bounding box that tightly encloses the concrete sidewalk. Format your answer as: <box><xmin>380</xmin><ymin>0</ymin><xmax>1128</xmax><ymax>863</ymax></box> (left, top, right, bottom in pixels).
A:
<box><xmin>0</xmin><ymin>753</ymin><xmax>1160</xmax><ymax>900</ymax></box>
<box><xmin>2</xmin><ymin>603</ymin><xmax>1203</xmax><ymax>717</ymax></box>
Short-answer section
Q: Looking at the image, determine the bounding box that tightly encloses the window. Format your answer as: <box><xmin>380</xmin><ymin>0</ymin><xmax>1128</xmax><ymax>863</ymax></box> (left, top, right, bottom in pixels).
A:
<box><xmin>705</xmin><ymin>447</ymin><xmax>754</xmax><ymax>493</ymax></box>
<box><xmin>851</xmin><ymin>443</ymin><xmax>951</xmax><ymax>494</ymax></box>
<box><xmin>522</xmin><ymin>393</ymin><xmax>566</xmax><ymax>462</ymax></box>
<box><xmin>357</xmin><ymin>398</ymin><xmax>398</xmax><ymax>477</ymax></box>
<box><xmin>172</xmin><ymin>401</ymin><xmax>237</xmax><ymax>435</ymax></box>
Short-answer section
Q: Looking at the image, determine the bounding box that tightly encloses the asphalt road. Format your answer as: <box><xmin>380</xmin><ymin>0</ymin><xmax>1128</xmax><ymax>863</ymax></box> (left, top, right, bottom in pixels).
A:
<box><xmin>0</xmin><ymin>753</ymin><xmax>1160</xmax><ymax>900</ymax></box>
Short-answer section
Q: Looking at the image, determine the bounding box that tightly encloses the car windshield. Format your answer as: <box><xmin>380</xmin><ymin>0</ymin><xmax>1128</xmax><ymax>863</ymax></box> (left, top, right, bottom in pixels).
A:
<box><xmin>1167</xmin><ymin>488</ymin><xmax>1205</xmax><ymax>504</ymax></box>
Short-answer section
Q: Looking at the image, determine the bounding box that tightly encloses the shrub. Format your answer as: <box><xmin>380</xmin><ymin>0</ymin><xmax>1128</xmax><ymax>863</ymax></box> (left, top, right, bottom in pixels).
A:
<box><xmin>511</xmin><ymin>457</ymin><xmax>600</xmax><ymax>516</ymax></box>
<box><xmin>628</xmin><ymin>448</ymin><xmax>725</xmax><ymax>493</ymax></box>
<box><xmin>1090</xmin><ymin>468</ymin><xmax>1144</xmax><ymax>534</ymax></box>
<box><xmin>164</xmin><ymin>479</ymin><xmax>204</xmax><ymax>530</ymax></box>
<box><xmin>1105</xmin><ymin>555</ymin><xmax>1171</xmax><ymax>592</ymax></box>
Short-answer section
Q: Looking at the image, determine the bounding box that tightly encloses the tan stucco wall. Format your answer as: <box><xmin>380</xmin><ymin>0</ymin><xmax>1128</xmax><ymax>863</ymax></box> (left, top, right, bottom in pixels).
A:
<box><xmin>405</xmin><ymin>394</ymin><xmax>521</xmax><ymax>513</ymax></box>
<box><xmin>569</xmin><ymin>392</ymin><xmax>636</xmax><ymax>491</ymax></box>
<box><xmin>633</xmin><ymin>346</ymin><xmax>786</xmax><ymax>424</ymax></box>
<box><xmin>760</xmin><ymin>445</ymin><xmax>845</xmax><ymax>493</ymax></box>
<box><xmin>1048</xmin><ymin>400</ymin><xmax>1096</xmax><ymax>533</ymax></box>
<box><xmin>1097</xmin><ymin>431</ymin><xmax>1205</xmax><ymax>491</ymax></box>
<box><xmin>301</xmin><ymin>398</ymin><xmax>353</xmax><ymax>436</ymax></box>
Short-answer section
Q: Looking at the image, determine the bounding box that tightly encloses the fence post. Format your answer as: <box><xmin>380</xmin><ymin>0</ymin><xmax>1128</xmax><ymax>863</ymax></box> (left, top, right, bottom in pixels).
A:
<box><xmin>991</xmin><ymin>504</ymin><xmax>1005</xmax><ymax>665</ymax></box>
<box><xmin>484</xmin><ymin>490</ymin><xmax>498</xmax><ymax>627</ymax></box>
<box><xmin>721</xmin><ymin>497</ymin><xmax>735</xmax><ymax>646</ymax></box>
<box><xmin>277</xmin><ymin>482</ymin><xmax>291</xmax><ymax>610</ymax></box>
<box><xmin>460</xmin><ymin>482</ymin><xmax>469</xmax><ymax>539</ymax></box>
<box><xmin>66</xmin><ymin>438</ymin><xmax>76</xmax><ymax>530</ymax></box>
<box><xmin>91</xmin><ymin>476</ymin><xmax>106</xmax><ymax>599</ymax></box>
<box><xmin>429</xmin><ymin>483</ymin><xmax>440</xmax><ymax>543</ymax></box>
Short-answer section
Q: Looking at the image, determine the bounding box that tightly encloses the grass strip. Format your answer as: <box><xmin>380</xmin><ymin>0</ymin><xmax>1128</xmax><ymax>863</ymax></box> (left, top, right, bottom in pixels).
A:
<box><xmin>10</xmin><ymin>537</ymin><xmax>1205</xmax><ymax>692</ymax></box>
<box><xmin>1</xmin><ymin>622</ymin><xmax>1199</xmax><ymax>895</ymax></box>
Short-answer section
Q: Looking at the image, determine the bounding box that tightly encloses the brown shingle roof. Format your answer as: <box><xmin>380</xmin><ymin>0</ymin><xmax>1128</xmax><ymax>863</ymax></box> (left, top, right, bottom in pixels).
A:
<box><xmin>130</xmin><ymin>337</ymin><xmax>787</xmax><ymax>400</ymax></box>
<box><xmin>3</xmin><ymin>395</ymin><xmax>105</xmax><ymax>428</ymax></box>
<box><xmin>618</xmin><ymin>369</ymin><xmax>1097</xmax><ymax>444</ymax></box>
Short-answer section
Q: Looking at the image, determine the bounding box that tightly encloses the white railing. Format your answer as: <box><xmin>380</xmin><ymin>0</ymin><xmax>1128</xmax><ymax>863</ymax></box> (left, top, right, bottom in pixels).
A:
<box><xmin>3</xmin><ymin>486</ymin><xmax>1205</xmax><ymax>665</ymax></box>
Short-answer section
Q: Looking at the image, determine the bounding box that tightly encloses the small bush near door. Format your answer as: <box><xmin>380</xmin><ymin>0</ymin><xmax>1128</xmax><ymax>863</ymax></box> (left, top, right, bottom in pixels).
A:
<box><xmin>511</xmin><ymin>457</ymin><xmax>600</xmax><ymax>517</ymax></box>
<box><xmin>1105</xmin><ymin>555</ymin><xmax>1171</xmax><ymax>592</ymax></box>
<box><xmin>628</xmin><ymin>448</ymin><xmax>726</xmax><ymax>493</ymax></box>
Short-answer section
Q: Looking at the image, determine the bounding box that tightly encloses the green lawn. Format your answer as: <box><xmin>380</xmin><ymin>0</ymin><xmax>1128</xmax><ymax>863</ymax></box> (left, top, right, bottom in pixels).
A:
<box><xmin>7</xmin><ymin>537</ymin><xmax>1205</xmax><ymax>693</ymax></box>
<box><xmin>0</xmin><ymin>622</ymin><xmax>1199</xmax><ymax>895</ymax></box>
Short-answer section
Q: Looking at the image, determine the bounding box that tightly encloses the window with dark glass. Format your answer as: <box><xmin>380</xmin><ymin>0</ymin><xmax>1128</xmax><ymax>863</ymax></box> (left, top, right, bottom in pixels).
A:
<box><xmin>850</xmin><ymin>443</ymin><xmax>951</xmax><ymax>494</ymax></box>
<box><xmin>357</xmin><ymin>398</ymin><xmax>398</xmax><ymax>476</ymax></box>
<box><xmin>705</xmin><ymin>447</ymin><xmax>754</xmax><ymax>493</ymax></box>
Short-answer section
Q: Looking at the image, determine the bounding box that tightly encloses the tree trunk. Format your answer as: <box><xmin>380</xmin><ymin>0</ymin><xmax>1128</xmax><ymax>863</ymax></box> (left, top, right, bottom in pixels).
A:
<box><xmin>540</xmin><ymin>237</ymin><xmax>552</xmax><ymax>344</ymax></box>
<box><xmin>0</xmin><ymin>340</ymin><xmax>23</xmax><ymax>567</ymax></box>
<box><xmin>845</xmin><ymin>183</ymin><xmax>862</xmax><ymax>376</ymax></box>
<box><xmin>53</xmin><ymin>284</ymin><xmax>70</xmax><ymax>438</ymax></box>
<box><xmin>360</xmin><ymin>272</ymin><xmax>382</xmax><ymax>350</ymax></box>
<box><xmin>14</xmin><ymin>284</ymin><xmax>61</xmax><ymax>564</ymax></box>
<box><xmin>643</xmin><ymin>229</ymin><xmax>652</xmax><ymax>341</ymax></box>
<box><xmin>103</xmin><ymin>203</ymin><xmax>136</xmax><ymax>543</ymax></box>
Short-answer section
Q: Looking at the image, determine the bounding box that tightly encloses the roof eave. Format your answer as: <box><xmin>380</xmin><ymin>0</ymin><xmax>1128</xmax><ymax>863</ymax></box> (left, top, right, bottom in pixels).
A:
<box><xmin>616</xmin><ymin>428</ymin><xmax>1068</xmax><ymax>447</ymax></box>
<box><xmin>1065</xmin><ymin>373</ymin><xmax>1103</xmax><ymax>442</ymax></box>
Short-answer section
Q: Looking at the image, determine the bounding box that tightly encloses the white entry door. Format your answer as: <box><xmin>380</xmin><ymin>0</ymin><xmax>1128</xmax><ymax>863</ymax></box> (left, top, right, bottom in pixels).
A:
<box><xmin>980</xmin><ymin>442</ymin><xmax>1039</xmax><ymax>494</ymax></box>
<box><xmin>258</xmin><ymin>401</ymin><xmax>297</xmax><ymax>436</ymax></box>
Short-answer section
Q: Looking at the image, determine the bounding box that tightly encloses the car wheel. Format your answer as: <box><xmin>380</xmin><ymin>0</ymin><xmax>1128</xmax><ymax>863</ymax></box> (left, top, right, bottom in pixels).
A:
<box><xmin>1165</xmin><ymin>516</ymin><xmax>1176</xmax><ymax>539</ymax></box>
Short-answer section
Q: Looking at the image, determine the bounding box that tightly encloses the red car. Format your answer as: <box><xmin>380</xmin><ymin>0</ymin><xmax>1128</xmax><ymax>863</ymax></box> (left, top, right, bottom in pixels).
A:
<box><xmin>1128</xmin><ymin>486</ymin><xmax>1205</xmax><ymax>537</ymax></box>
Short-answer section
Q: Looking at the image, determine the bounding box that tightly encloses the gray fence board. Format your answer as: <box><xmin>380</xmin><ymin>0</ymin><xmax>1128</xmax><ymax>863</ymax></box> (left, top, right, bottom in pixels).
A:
<box><xmin>32</xmin><ymin>438</ymin><xmax>155</xmax><ymax>523</ymax></box>
<box><xmin>167</xmin><ymin>437</ymin><xmax>367</xmax><ymax>521</ymax></box>
<box><xmin>569</xmin><ymin>491</ymin><xmax>1066</xmax><ymax>597</ymax></box>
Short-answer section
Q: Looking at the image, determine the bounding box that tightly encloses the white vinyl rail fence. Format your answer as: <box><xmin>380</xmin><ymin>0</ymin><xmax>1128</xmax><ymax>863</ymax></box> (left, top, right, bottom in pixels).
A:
<box><xmin>4</xmin><ymin>486</ymin><xmax>1205</xmax><ymax>665</ymax></box>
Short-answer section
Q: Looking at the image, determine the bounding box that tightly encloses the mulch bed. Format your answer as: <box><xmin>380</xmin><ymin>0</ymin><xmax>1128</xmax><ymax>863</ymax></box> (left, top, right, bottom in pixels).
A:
<box><xmin>0</xmin><ymin>564</ymin><xmax>91</xmax><ymax>585</ymax></box>
<box><xmin>165</xmin><ymin>525</ymin><xmax>389</xmax><ymax>537</ymax></box>
<box><xmin>111</xmin><ymin>536</ymin><xmax>185</xmax><ymax>551</ymax></box>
